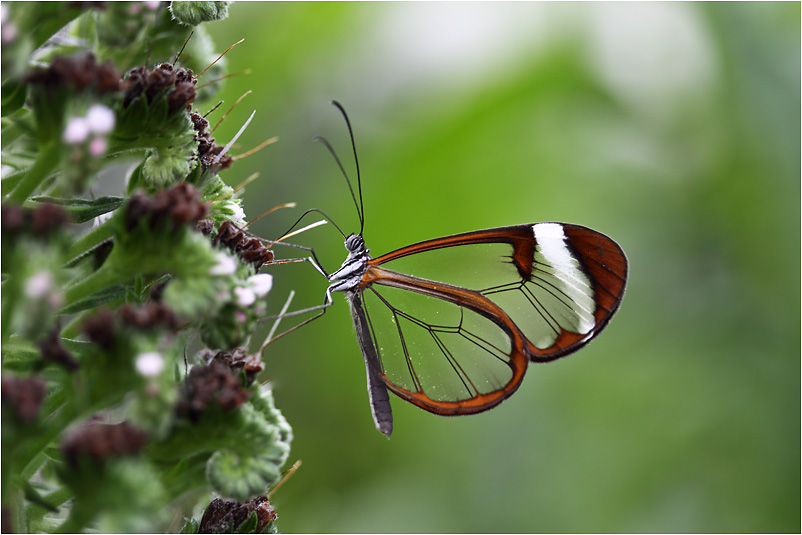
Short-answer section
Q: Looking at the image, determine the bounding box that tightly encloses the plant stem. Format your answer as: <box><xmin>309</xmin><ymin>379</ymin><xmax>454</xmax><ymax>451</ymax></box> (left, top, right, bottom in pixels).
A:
<box><xmin>61</xmin><ymin>262</ymin><xmax>128</xmax><ymax>313</ymax></box>
<box><xmin>65</xmin><ymin>221</ymin><xmax>115</xmax><ymax>267</ymax></box>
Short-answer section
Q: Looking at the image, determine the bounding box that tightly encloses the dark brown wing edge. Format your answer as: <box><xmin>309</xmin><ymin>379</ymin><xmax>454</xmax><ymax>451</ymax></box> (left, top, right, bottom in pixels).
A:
<box><xmin>525</xmin><ymin>223</ymin><xmax>628</xmax><ymax>360</ymax></box>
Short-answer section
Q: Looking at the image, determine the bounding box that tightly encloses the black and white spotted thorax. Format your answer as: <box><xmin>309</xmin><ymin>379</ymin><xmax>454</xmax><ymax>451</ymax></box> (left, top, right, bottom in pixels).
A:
<box><xmin>327</xmin><ymin>234</ymin><xmax>372</xmax><ymax>293</ymax></box>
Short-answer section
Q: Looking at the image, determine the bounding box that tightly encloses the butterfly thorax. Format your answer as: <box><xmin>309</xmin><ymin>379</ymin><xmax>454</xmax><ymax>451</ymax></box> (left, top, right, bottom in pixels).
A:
<box><xmin>328</xmin><ymin>234</ymin><xmax>372</xmax><ymax>293</ymax></box>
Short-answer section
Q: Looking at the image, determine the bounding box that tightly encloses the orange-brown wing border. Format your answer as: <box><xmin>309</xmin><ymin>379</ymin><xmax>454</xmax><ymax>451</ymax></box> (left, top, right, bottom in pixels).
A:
<box><xmin>359</xmin><ymin>265</ymin><xmax>530</xmax><ymax>415</ymax></box>
<box><xmin>369</xmin><ymin>223</ymin><xmax>628</xmax><ymax>362</ymax></box>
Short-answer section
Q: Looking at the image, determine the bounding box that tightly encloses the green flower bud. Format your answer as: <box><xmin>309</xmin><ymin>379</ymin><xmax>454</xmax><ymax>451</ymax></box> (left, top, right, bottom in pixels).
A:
<box><xmin>205</xmin><ymin>388</ymin><xmax>291</xmax><ymax>500</ymax></box>
<box><xmin>142</xmin><ymin>146</ymin><xmax>194</xmax><ymax>187</ymax></box>
<box><xmin>170</xmin><ymin>1</ymin><xmax>230</xmax><ymax>26</ymax></box>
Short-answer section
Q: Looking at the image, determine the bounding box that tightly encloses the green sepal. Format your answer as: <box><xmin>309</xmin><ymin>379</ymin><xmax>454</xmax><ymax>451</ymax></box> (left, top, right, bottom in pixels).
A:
<box><xmin>126</xmin><ymin>161</ymin><xmax>147</xmax><ymax>195</ymax></box>
<box><xmin>179</xmin><ymin>517</ymin><xmax>200</xmax><ymax>534</ymax></box>
<box><xmin>199</xmin><ymin>302</ymin><xmax>254</xmax><ymax>350</ymax></box>
<box><xmin>235</xmin><ymin>510</ymin><xmax>258</xmax><ymax>534</ymax></box>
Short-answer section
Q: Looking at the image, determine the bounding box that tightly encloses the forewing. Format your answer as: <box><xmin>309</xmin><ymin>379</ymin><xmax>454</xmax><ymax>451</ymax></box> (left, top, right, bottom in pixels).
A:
<box><xmin>371</xmin><ymin>223</ymin><xmax>627</xmax><ymax>362</ymax></box>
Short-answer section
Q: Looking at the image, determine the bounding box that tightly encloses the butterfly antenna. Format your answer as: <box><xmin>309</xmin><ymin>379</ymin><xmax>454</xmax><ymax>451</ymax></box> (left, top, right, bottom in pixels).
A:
<box><xmin>314</xmin><ymin>135</ymin><xmax>362</xmax><ymax>234</ymax></box>
<box><xmin>331</xmin><ymin>100</ymin><xmax>365</xmax><ymax>236</ymax></box>
<box><xmin>279</xmin><ymin>208</ymin><xmax>347</xmax><ymax>241</ymax></box>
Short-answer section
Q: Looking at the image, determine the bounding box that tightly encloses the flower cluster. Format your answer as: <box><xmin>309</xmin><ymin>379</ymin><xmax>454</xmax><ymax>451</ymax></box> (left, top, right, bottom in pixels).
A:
<box><xmin>199</xmin><ymin>219</ymin><xmax>275</xmax><ymax>270</ymax></box>
<box><xmin>196</xmin><ymin>496</ymin><xmax>278</xmax><ymax>534</ymax></box>
<box><xmin>1</xmin><ymin>2</ymin><xmax>294</xmax><ymax>533</ymax></box>
<box><xmin>63</xmin><ymin>104</ymin><xmax>116</xmax><ymax>156</ymax></box>
<box><xmin>121</xmin><ymin>61</ymin><xmax>197</xmax><ymax>114</ymax></box>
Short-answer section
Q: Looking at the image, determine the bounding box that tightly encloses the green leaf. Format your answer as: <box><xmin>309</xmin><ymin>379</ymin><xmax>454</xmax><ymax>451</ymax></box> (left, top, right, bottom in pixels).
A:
<box><xmin>61</xmin><ymin>338</ymin><xmax>95</xmax><ymax>354</ymax></box>
<box><xmin>59</xmin><ymin>285</ymin><xmax>127</xmax><ymax>315</ymax></box>
<box><xmin>1</xmin><ymin>80</ymin><xmax>27</xmax><ymax>116</ymax></box>
<box><xmin>22</xmin><ymin>480</ymin><xmax>59</xmax><ymax>513</ymax></box>
<box><xmin>30</xmin><ymin>196</ymin><xmax>124</xmax><ymax>224</ymax></box>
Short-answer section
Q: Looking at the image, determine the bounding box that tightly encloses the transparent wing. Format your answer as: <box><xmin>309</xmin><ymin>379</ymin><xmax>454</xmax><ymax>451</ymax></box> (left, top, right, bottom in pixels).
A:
<box><xmin>356</xmin><ymin>278</ymin><xmax>528</xmax><ymax>415</ymax></box>
<box><xmin>370</xmin><ymin>223</ymin><xmax>628</xmax><ymax>362</ymax></box>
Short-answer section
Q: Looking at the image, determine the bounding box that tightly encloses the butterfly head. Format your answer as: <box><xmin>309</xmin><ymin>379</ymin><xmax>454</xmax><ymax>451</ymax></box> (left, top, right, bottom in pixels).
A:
<box><xmin>345</xmin><ymin>233</ymin><xmax>366</xmax><ymax>254</ymax></box>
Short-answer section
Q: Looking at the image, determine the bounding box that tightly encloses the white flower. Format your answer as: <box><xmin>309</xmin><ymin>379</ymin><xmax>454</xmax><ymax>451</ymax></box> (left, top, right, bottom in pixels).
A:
<box><xmin>234</xmin><ymin>286</ymin><xmax>256</xmax><ymax>307</ymax></box>
<box><xmin>0</xmin><ymin>4</ymin><xmax>14</xmax><ymax>44</ymax></box>
<box><xmin>222</xmin><ymin>201</ymin><xmax>246</xmax><ymax>225</ymax></box>
<box><xmin>135</xmin><ymin>351</ymin><xmax>164</xmax><ymax>377</ymax></box>
<box><xmin>248</xmin><ymin>273</ymin><xmax>273</xmax><ymax>297</ymax></box>
<box><xmin>210</xmin><ymin>252</ymin><xmax>237</xmax><ymax>275</ymax></box>
<box><xmin>86</xmin><ymin>104</ymin><xmax>115</xmax><ymax>135</ymax></box>
<box><xmin>92</xmin><ymin>211</ymin><xmax>114</xmax><ymax>228</ymax></box>
<box><xmin>24</xmin><ymin>271</ymin><xmax>53</xmax><ymax>298</ymax></box>
<box><xmin>62</xmin><ymin>117</ymin><xmax>90</xmax><ymax>144</ymax></box>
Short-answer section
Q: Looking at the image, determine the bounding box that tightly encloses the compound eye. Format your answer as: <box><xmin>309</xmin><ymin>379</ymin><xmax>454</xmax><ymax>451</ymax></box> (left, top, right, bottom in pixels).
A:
<box><xmin>345</xmin><ymin>234</ymin><xmax>364</xmax><ymax>252</ymax></box>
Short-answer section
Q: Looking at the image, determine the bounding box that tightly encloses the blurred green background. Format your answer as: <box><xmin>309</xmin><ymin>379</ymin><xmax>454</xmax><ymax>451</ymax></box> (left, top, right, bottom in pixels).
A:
<box><xmin>204</xmin><ymin>3</ymin><xmax>799</xmax><ymax>532</ymax></box>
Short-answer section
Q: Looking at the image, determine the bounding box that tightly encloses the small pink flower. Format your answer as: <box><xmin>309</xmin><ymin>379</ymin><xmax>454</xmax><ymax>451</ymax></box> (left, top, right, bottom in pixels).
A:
<box><xmin>235</xmin><ymin>310</ymin><xmax>248</xmax><ymax>324</ymax></box>
<box><xmin>1</xmin><ymin>23</ymin><xmax>16</xmax><ymax>44</ymax></box>
<box><xmin>62</xmin><ymin>117</ymin><xmax>90</xmax><ymax>144</ymax></box>
<box><xmin>145</xmin><ymin>0</ymin><xmax>161</xmax><ymax>10</ymax></box>
<box><xmin>48</xmin><ymin>292</ymin><xmax>63</xmax><ymax>309</ymax></box>
<box><xmin>234</xmin><ymin>286</ymin><xmax>256</xmax><ymax>307</ymax></box>
<box><xmin>249</xmin><ymin>273</ymin><xmax>273</xmax><ymax>297</ymax></box>
<box><xmin>88</xmin><ymin>136</ymin><xmax>107</xmax><ymax>157</ymax></box>
<box><xmin>24</xmin><ymin>271</ymin><xmax>53</xmax><ymax>298</ymax></box>
<box><xmin>210</xmin><ymin>252</ymin><xmax>237</xmax><ymax>275</ymax></box>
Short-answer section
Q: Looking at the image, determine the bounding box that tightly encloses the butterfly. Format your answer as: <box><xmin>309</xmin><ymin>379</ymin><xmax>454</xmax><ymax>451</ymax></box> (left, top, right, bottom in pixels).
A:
<box><xmin>291</xmin><ymin>102</ymin><xmax>627</xmax><ymax>438</ymax></box>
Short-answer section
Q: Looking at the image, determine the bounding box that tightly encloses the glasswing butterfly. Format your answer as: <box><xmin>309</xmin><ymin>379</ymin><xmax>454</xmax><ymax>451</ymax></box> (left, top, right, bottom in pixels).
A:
<box><xmin>287</xmin><ymin>102</ymin><xmax>628</xmax><ymax>437</ymax></box>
